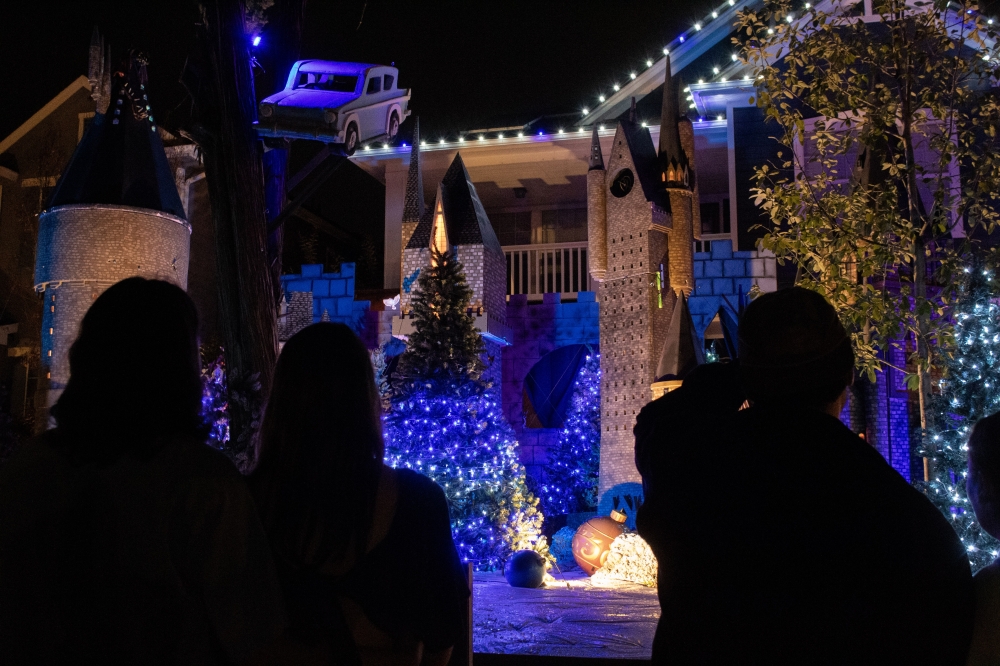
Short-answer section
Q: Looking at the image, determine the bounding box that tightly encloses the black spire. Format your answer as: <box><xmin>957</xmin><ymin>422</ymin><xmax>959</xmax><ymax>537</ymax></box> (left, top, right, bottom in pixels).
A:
<box><xmin>655</xmin><ymin>294</ymin><xmax>704</xmax><ymax>380</ymax></box>
<box><xmin>629</xmin><ymin>96</ymin><xmax>637</xmax><ymax>124</ymax></box>
<box><xmin>658</xmin><ymin>55</ymin><xmax>690</xmax><ymax>189</ymax></box>
<box><xmin>403</xmin><ymin>117</ymin><xmax>425</xmax><ymax>225</ymax></box>
<box><xmin>49</xmin><ymin>51</ymin><xmax>185</xmax><ymax>219</ymax></box>
<box><xmin>588</xmin><ymin>126</ymin><xmax>604</xmax><ymax>171</ymax></box>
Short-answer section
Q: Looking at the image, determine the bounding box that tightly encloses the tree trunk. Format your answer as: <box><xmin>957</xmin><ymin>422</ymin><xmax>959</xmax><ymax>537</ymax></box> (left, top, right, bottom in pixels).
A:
<box><xmin>187</xmin><ymin>0</ymin><xmax>278</xmax><ymax>465</ymax></box>
<box><xmin>262</xmin><ymin>0</ymin><xmax>308</xmax><ymax>298</ymax></box>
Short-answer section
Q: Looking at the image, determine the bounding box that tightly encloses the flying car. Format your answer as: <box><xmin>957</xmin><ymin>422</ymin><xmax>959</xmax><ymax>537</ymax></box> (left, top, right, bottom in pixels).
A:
<box><xmin>256</xmin><ymin>61</ymin><xmax>410</xmax><ymax>154</ymax></box>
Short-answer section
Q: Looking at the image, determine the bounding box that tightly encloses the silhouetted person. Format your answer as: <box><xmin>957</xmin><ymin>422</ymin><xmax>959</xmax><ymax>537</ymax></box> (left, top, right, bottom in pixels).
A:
<box><xmin>635</xmin><ymin>287</ymin><xmax>974</xmax><ymax>664</ymax></box>
<box><xmin>966</xmin><ymin>412</ymin><xmax>1000</xmax><ymax>665</ymax></box>
<box><xmin>0</xmin><ymin>278</ymin><xmax>285</xmax><ymax>664</ymax></box>
<box><xmin>249</xmin><ymin>323</ymin><xmax>469</xmax><ymax>665</ymax></box>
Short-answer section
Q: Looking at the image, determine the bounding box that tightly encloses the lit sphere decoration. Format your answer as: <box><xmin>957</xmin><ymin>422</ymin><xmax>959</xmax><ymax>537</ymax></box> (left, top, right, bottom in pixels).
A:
<box><xmin>572</xmin><ymin>510</ymin><xmax>627</xmax><ymax>575</ymax></box>
<box><xmin>504</xmin><ymin>549</ymin><xmax>546</xmax><ymax>588</ymax></box>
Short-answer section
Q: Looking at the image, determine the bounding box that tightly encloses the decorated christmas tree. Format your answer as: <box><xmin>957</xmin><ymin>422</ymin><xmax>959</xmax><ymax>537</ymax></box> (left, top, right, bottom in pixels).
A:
<box><xmin>384</xmin><ymin>249</ymin><xmax>547</xmax><ymax>570</ymax></box>
<box><xmin>540</xmin><ymin>351</ymin><xmax>601</xmax><ymax>516</ymax></box>
<box><xmin>917</xmin><ymin>261</ymin><xmax>1000</xmax><ymax>573</ymax></box>
<box><xmin>201</xmin><ymin>350</ymin><xmax>230</xmax><ymax>452</ymax></box>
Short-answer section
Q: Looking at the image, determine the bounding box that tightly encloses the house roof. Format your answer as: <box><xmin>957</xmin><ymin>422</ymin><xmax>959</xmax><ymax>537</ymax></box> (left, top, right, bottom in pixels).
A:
<box><xmin>47</xmin><ymin>56</ymin><xmax>186</xmax><ymax>220</ymax></box>
<box><xmin>406</xmin><ymin>153</ymin><xmax>503</xmax><ymax>256</ymax></box>
<box><xmin>0</xmin><ymin>76</ymin><xmax>91</xmax><ymax>155</ymax></box>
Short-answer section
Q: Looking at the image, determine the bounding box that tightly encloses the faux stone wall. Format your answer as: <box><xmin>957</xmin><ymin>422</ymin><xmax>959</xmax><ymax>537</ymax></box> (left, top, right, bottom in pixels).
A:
<box><xmin>278</xmin><ymin>263</ymin><xmax>370</xmax><ymax>341</ymax></box>
<box><xmin>504</xmin><ymin>292</ymin><xmax>600</xmax><ymax>479</ymax></box>
<box><xmin>666</xmin><ymin>187</ymin><xmax>694</xmax><ymax>295</ymax></box>
<box><xmin>689</xmin><ymin>239</ymin><xmax>777</xmax><ymax>336</ymax></box>
<box><xmin>35</xmin><ymin>203</ymin><xmax>191</xmax><ymax>411</ymax></box>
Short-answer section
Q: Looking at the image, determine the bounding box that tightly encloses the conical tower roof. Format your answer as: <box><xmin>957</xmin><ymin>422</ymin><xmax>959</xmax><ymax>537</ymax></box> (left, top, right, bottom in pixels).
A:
<box><xmin>406</xmin><ymin>153</ymin><xmax>502</xmax><ymax>256</ymax></box>
<box><xmin>402</xmin><ymin>117</ymin><xmax>425</xmax><ymax>225</ymax></box>
<box><xmin>658</xmin><ymin>55</ymin><xmax>690</xmax><ymax>190</ymax></box>
<box><xmin>48</xmin><ymin>51</ymin><xmax>185</xmax><ymax>220</ymax></box>
<box><xmin>589</xmin><ymin>126</ymin><xmax>604</xmax><ymax>171</ymax></box>
<box><xmin>656</xmin><ymin>295</ymin><xmax>704</xmax><ymax>380</ymax></box>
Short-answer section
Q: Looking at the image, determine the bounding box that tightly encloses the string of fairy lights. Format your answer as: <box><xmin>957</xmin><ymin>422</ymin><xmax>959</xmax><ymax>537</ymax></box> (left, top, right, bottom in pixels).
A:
<box><xmin>356</xmin><ymin>0</ymin><xmax>998</xmax><ymax>153</ymax></box>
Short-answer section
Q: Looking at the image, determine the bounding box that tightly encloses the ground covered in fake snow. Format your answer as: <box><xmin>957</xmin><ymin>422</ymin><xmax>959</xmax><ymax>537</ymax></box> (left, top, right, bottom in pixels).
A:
<box><xmin>472</xmin><ymin>568</ymin><xmax>660</xmax><ymax>659</ymax></box>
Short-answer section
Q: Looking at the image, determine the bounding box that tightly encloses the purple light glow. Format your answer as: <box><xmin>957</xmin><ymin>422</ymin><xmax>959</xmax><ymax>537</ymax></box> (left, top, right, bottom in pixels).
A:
<box><xmin>252</xmin><ymin>35</ymin><xmax>262</xmax><ymax>47</ymax></box>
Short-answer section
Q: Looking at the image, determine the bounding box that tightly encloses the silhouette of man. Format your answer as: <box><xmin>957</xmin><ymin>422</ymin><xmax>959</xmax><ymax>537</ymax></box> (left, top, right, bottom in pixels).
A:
<box><xmin>635</xmin><ymin>287</ymin><xmax>973</xmax><ymax>664</ymax></box>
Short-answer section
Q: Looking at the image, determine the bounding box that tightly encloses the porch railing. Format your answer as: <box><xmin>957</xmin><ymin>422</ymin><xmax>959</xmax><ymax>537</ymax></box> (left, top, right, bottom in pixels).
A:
<box><xmin>503</xmin><ymin>242</ymin><xmax>591</xmax><ymax>300</ymax></box>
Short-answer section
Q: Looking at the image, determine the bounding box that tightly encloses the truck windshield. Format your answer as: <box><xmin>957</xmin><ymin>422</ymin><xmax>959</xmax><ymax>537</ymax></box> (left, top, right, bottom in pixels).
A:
<box><xmin>296</xmin><ymin>73</ymin><xmax>358</xmax><ymax>93</ymax></box>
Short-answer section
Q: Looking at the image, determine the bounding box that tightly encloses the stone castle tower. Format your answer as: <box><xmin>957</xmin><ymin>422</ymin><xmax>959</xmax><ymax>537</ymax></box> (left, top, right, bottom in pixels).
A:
<box><xmin>399</xmin><ymin>151</ymin><xmax>509</xmax><ymax>384</ymax></box>
<box><xmin>587</xmin><ymin>58</ymin><xmax>700</xmax><ymax>494</ymax></box>
<box><xmin>34</xmin><ymin>44</ymin><xmax>190</xmax><ymax>414</ymax></box>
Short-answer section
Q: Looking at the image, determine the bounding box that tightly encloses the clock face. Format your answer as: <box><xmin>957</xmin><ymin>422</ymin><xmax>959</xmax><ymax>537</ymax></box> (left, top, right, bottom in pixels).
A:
<box><xmin>610</xmin><ymin>168</ymin><xmax>635</xmax><ymax>198</ymax></box>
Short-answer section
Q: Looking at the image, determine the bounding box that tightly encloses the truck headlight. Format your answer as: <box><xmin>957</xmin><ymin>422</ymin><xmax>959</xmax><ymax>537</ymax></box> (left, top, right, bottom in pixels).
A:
<box><xmin>323</xmin><ymin>110</ymin><xmax>337</xmax><ymax>124</ymax></box>
<box><xmin>259</xmin><ymin>102</ymin><xmax>274</xmax><ymax>118</ymax></box>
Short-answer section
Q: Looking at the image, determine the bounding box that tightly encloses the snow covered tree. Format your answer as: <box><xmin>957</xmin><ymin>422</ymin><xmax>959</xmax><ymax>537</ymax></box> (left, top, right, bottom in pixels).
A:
<box><xmin>540</xmin><ymin>351</ymin><xmax>601</xmax><ymax>516</ymax></box>
<box><xmin>917</xmin><ymin>260</ymin><xmax>1000</xmax><ymax>572</ymax></box>
<box><xmin>384</xmin><ymin>248</ymin><xmax>547</xmax><ymax>570</ymax></box>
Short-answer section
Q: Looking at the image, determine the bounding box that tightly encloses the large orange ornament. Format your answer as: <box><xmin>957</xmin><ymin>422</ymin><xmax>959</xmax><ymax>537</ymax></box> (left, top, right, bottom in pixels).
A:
<box><xmin>571</xmin><ymin>510</ymin><xmax>627</xmax><ymax>575</ymax></box>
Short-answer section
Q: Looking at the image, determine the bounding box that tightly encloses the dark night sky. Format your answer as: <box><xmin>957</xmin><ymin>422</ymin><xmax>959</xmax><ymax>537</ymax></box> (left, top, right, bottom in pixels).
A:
<box><xmin>0</xmin><ymin>0</ymin><xmax>724</xmax><ymax>142</ymax></box>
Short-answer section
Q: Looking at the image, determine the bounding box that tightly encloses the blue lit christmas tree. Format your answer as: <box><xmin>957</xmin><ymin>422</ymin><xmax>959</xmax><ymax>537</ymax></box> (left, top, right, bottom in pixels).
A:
<box><xmin>200</xmin><ymin>349</ymin><xmax>230</xmax><ymax>451</ymax></box>
<box><xmin>383</xmin><ymin>249</ymin><xmax>546</xmax><ymax>570</ymax></box>
<box><xmin>917</xmin><ymin>261</ymin><xmax>1000</xmax><ymax>573</ymax></box>
<box><xmin>540</xmin><ymin>351</ymin><xmax>601</xmax><ymax>516</ymax></box>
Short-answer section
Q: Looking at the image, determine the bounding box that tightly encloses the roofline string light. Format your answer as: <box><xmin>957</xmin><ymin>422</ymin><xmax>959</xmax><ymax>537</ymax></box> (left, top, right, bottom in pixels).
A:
<box><xmin>585</xmin><ymin>0</ymin><xmax>758</xmax><ymax>113</ymax></box>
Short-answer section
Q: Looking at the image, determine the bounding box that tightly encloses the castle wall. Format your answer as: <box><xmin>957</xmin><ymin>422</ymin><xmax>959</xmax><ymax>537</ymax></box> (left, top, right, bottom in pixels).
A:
<box><xmin>503</xmin><ymin>292</ymin><xmax>600</xmax><ymax>479</ymax></box>
<box><xmin>689</xmin><ymin>239</ymin><xmax>777</xmax><ymax>335</ymax></box>
<box><xmin>666</xmin><ymin>188</ymin><xmax>694</xmax><ymax>295</ymax></box>
<box><xmin>278</xmin><ymin>263</ymin><xmax>371</xmax><ymax>342</ymax></box>
<box><xmin>35</xmin><ymin>203</ymin><xmax>191</xmax><ymax>411</ymax></box>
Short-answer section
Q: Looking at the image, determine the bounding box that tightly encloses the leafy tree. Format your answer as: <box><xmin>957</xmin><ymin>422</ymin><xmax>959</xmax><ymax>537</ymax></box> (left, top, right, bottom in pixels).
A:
<box><xmin>740</xmin><ymin>0</ymin><xmax>1000</xmax><ymax>430</ymax></box>
<box><xmin>540</xmin><ymin>351</ymin><xmax>601</xmax><ymax>516</ymax></box>
<box><xmin>384</xmin><ymin>249</ymin><xmax>548</xmax><ymax>570</ymax></box>
<box><xmin>917</xmin><ymin>258</ymin><xmax>1000</xmax><ymax>572</ymax></box>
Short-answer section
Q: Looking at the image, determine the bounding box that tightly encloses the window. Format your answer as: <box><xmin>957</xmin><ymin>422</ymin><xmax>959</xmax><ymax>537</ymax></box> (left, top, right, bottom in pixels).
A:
<box><xmin>295</xmin><ymin>73</ymin><xmax>358</xmax><ymax>92</ymax></box>
<box><xmin>490</xmin><ymin>211</ymin><xmax>532</xmax><ymax>246</ymax></box>
<box><xmin>366</xmin><ymin>76</ymin><xmax>382</xmax><ymax>94</ymax></box>
<box><xmin>700</xmin><ymin>201</ymin><xmax>721</xmax><ymax>234</ymax></box>
<box><xmin>700</xmin><ymin>199</ymin><xmax>731</xmax><ymax>235</ymax></box>
<box><xmin>541</xmin><ymin>208</ymin><xmax>588</xmax><ymax>243</ymax></box>
<box><xmin>383</xmin><ymin>74</ymin><xmax>394</xmax><ymax>89</ymax></box>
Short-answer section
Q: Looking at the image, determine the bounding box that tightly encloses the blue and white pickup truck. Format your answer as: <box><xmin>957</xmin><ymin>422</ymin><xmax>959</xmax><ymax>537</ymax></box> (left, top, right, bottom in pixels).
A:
<box><xmin>256</xmin><ymin>61</ymin><xmax>411</xmax><ymax>154</ymax></box>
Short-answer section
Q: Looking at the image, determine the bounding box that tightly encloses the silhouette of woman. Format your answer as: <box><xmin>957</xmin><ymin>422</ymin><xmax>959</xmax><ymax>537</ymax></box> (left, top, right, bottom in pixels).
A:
<box><xmin>250</xmin><ymin>322</ymin><xmax>469</xmax><ymax>665</ymax></box>
<box><xmin>0</xmin><ymin>277</ymin><xmax>286</xmax><ymax>663</ymax></box>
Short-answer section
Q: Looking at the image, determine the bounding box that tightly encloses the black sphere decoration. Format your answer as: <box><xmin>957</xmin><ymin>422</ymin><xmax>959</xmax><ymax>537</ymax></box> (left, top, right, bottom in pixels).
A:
<box><xmin>504</xmin><ymin>549</ymin><xmax>546</xmax><ymax>588</ymax></box>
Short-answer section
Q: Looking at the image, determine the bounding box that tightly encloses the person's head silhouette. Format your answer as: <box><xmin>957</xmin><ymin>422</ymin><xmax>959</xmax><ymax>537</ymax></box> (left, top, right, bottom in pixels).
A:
<box><xmin>968</xmin><ymin>412</ymin><xmax>1000</xmax><ymax>539</ymax></box>
<box><xmin>251</xmin><ymin>322</ymin><xmax>384</xmax><ymax>566</ymax></box>
<box><xmin>738</xmin><ymin>286</ymin><xmax>854</xmax><ymax>413</ymax></box>
<box><xmin>52</xmin><ymin>277</ymin><xmax>203</xmax><ymax>461</ymax></box>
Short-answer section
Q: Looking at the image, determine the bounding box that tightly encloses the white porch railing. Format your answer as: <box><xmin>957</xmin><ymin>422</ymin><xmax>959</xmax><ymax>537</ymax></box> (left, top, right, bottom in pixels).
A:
<box><xmin>503</xmin><ymin>242</ymin><xmax>591</xmax><ymax>300</ymax></box>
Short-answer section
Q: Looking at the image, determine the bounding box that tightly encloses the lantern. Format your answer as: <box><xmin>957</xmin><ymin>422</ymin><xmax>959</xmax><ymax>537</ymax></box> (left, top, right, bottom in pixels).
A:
<box><xmin>571</xmin><ymin>510</ymin><xmax>627</xmax><ymax>575</ymax></box>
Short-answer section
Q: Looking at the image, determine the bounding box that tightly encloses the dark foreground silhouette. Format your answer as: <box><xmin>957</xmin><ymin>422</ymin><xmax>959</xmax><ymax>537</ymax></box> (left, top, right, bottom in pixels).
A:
<box><xmin>636</xmin><ymin>288</ymin><xmax>974</xmax><ymax>665</ymax></box>
<box><xmin>249</xmin><ymin>322</ymin><xmax>469</xmax><ymax>665</ymax></box>
<box><xmin>0</xmin><ymin>278</ymin><xmax>286</xmax><ymax>663</ymax></box>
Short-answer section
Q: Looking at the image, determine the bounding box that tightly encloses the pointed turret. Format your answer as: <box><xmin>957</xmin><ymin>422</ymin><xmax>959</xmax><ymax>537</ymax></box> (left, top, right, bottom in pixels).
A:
<box><xmin>587</xmin><ymin>126</ymin><xmax>607</xmax><ymax>281</ymax></box>
<box><xmin>49</xmin><ymin>51</ymin><xmax>185</xmax><ymax>219</ymax></box>
<box><xmin>588</xmin><ymin>126</ymin><xmax>605</xmax><ymax>171</ymax></box>
<box><xmin>403</xmin><ymin>117</ymin><xmax>425</xmax><ymax>224</ymax></box>
<box><xmin>658</xmin><ymin>55</ymin><xmax>690</xmax><ymax>189</ymax></box>
<box><xmin>655</xmin><ymin>294</ymin><xmax>704</xmax><ymax>380</ymax></box>
<box><xmin>629</xmin><ymin>96</ymin><xmax>637</xmax><ymax>124</ymax></box>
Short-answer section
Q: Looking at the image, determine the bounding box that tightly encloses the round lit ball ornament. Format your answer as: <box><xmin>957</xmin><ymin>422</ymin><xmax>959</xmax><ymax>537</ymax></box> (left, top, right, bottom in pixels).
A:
<box><xmin>504</xmin><ymin>550</ymin><xmax>546</xmax><ymax>588</ymax></box>
<box><xmin>572</xmin><ymin>510</ymin><xmax>627</xmax><ymax>575</ymax></box>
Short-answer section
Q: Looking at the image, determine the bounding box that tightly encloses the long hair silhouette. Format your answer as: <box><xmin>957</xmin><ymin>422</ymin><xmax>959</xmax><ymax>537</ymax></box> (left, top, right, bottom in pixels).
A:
<box><xmin>250</xmin><ymin>322</ymin><xmax>384</xmax><ymax>568</ymax></box>
<box><xmin>51</xmin><ymin>277</ymin><xmax>203</xmax><ymax>462</ymax></box>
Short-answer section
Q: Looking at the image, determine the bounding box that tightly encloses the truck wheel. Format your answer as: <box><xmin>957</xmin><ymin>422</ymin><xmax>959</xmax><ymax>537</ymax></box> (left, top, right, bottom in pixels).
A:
<box><xmin>345</xmin><ymin>123</ymin><xmax>359</xmax><ymax>155</ymax></box>
<box><xmin>388</xmin><ymin>112</ymin><xmax>400</xmax><ymax>140</ymax></box>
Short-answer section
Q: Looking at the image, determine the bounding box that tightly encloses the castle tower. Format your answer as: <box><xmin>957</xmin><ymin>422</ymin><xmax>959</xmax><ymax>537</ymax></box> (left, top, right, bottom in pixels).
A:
<box><xmin>401</xmin><ymin>117</ymin><xmax>425</xmax><ymax>267</ymax></box>
<box><xmin>591</xmin><ymin>101</ymin><xmax>677</xmax><ymax>495</ymax></box>
<box><xmin>587</xmin><ymin>127</ymin><xmax>607</xmax><ymax>281</ymax></box>
<box><xmin>35</xmin><ymin>49</ymin><xmax>190</xmax><ymax>415</ymax></box>
<box><xmin>399</xmin><ymin>153</ymin><xmax>508</xmax><ymax>383</ymax></box>
<box><xmin>660</xmin><ymin>56</ymin><xmax>696</xmax><ymax>296</ymax></box>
